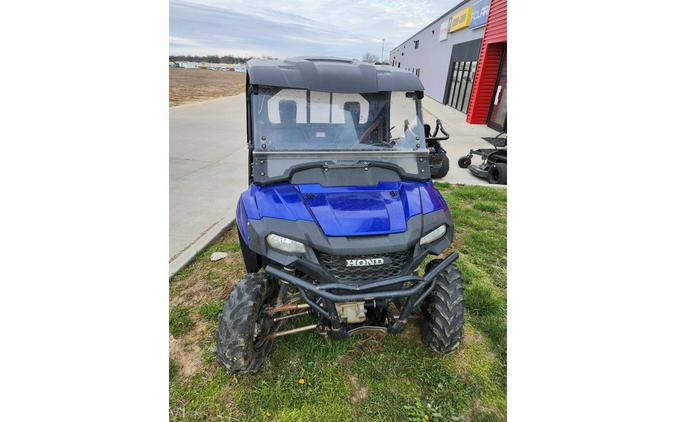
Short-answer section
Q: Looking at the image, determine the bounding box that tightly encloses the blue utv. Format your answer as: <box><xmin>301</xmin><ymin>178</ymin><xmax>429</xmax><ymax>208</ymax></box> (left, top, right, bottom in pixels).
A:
<box><xmin>215</xmin><ymin>57</ymin><xmax>465</xmax><ymax>373</ymax></box>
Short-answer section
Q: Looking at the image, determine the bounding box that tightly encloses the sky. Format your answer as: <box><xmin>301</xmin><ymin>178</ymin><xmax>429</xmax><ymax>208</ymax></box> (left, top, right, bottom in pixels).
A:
<box><xmin>170</xmin><ymin>0</ymin><xmax>461</xmax><ymax>60</ymax></box>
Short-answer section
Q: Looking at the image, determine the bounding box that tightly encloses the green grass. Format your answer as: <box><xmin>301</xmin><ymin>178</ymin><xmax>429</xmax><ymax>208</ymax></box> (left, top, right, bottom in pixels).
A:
<box><xmin>169</xmin><ymin>183</ymin><xmax>506</xmax><ymax>421</ymax></box>
<box><xmin>170</xmin><ymin>306</ymin><xmax>195</xmax><ymax>337</ymax></box>
<box><xmin>198</xmin><ymin>301</ymin><xmax>224</xmax><ymax>322</ymax></box>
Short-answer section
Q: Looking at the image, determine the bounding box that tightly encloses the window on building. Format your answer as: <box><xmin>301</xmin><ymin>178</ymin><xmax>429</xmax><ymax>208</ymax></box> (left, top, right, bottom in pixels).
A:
<box><xmin>415</xmin><ymin>68</ymin><xmax>420</xmax><ymax>77</ymax></box>
<box><xmin>397</xmin><ymin>63</ymin><xmax>400</xmax><ymax>68</ymax></box>
<box><xmin>448</xmin><ymin>60</ymin><xmax>477</xmax><ymax>114</ymax></box>
<box><xmin>414</xmin><ymin>40</ymin><xmax>419</xmax><ymax>49</ymax></box>
<box><xmin>462</xmin><ymin>62</ymin><xmax>477</xmax><ymax>113</ymax></box>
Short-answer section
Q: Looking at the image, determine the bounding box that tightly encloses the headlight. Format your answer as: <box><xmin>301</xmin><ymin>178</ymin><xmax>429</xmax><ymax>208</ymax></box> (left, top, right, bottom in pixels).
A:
<box><xmin>266</xmin><ymin>234</ymin><xmax>306</xmax><ymax>254</ymax></box>
<box><xmin>420</xmin><ymin>225</ymin><xmax>446</xmax><ymax>245</ymax></box>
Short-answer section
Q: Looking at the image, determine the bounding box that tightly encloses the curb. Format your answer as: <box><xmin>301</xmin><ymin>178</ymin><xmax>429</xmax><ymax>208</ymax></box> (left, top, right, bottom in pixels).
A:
<box><xmin>169</xmin><ymin>215</ymin><xmax>236</xmax><ymax>278</ymax></box>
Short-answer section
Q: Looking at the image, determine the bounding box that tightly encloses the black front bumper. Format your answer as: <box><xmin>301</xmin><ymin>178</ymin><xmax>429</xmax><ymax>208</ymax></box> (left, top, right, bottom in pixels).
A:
<box><xmin>265</xmin><ymin>250</ymin><xmax>458</xmax><ymax>333</ymax></box>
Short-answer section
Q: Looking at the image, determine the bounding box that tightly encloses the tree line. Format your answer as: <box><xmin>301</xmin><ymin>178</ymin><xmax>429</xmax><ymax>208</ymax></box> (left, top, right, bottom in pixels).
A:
<box><xmin>169</xmin><ymin>54</ymin><xmax>270</xmax><ymax>64</ymax></box>
<box><xmin>170</xmin><ymin>53</ymin><xmax>387</xmax><ymax>65</ymax></box>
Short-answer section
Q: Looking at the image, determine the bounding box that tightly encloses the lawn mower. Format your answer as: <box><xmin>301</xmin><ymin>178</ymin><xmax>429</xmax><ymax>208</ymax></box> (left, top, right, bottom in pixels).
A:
<box><xmin>216</xmin><ymin>57</ymin><xmax>464</xmax><ymax>373</ymax></box>
<box><xmin>457</xmin><ymin>133</ymin><xmax>507</xmax><ymax>185</ymax></box>
<box><xmin>425</xmin><ymin>119</ymin><xmax>451</xmax><ymax>179</ymax></box>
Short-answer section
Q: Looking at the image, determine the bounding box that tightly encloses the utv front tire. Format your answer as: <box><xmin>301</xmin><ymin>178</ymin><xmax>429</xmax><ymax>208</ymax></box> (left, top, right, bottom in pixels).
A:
<box><xmin>215</xmin><ymin>272</ymin><xmax>277</xmax><ymax>373</ymax></box>
<box><xmin>422</xmin><ymin>262</ymin><xmax>464</xmax><ymax>353</ymax></box>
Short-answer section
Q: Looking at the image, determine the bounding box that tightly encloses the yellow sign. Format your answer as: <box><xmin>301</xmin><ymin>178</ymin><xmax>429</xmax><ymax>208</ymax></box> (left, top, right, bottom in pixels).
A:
<box><xmin>450</xmin><ymin>7</ymin><xmax>472</xmax><ymax>32</ymax></box>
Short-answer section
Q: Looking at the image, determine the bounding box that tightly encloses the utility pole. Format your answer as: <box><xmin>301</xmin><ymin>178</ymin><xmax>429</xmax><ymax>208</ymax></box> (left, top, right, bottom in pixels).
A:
<box><xmin>381</xmin><ymin>38</ymin><xmax>385</xmax><ymax>63</ymax></box>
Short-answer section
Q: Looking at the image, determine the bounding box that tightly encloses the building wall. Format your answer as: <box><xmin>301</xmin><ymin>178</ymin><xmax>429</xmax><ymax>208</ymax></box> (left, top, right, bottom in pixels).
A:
<box><xmin>389</xmin><ymin>0</ymin><xmax>485</xmax><ymax>103</ymax></box>
<box><xmin>466</xmin><ymin>0</ymin><xmax>507</xmax><ymax>124</ymax></box>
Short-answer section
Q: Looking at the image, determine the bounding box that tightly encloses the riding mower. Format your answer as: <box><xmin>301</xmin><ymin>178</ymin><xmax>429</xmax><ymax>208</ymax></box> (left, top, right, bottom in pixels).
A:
<box><xmin>457</xmin><ymin>132</ymin><xmax>507</xmax><ymax>185</ymax></box>
<box><xmin>215</xmin><ymin>57</ymin><xmax>464</xmax><ymax>373</ymax></box>
<box><xmin>425</xmin><ymin>119</ymin><xmax>451</xmax><ymax>179</ymax></box>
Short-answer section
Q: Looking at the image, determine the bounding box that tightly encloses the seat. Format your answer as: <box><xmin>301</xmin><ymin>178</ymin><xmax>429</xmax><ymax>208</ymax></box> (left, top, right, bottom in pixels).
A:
<box><xmin>274</xmin><ymin>100</ymin><xmax>306</xmax><ymax>149</ymax></box>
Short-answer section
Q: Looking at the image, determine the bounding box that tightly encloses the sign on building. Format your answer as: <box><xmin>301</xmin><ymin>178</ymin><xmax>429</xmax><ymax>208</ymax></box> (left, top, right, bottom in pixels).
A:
<box><xmin>470</xmin><ymin>0</ymin><xmax>491</xmax><ymax>30</ymax></box>
<box><xmin>450</xmin><ymin>7</ymin><xmax>473</xmax><ymax>32</ymax></box>
<box><xmin>439</xmin><ymin>19</ymin><xmax>449</xmax><ymax>41</ymax></box>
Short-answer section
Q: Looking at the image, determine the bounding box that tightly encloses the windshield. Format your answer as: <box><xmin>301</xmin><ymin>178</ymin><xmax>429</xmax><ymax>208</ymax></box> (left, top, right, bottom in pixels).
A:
<box><xmin>251</xmin><ymin>87</ymin><xmax>424</xmax><ymax>151</ymax></box>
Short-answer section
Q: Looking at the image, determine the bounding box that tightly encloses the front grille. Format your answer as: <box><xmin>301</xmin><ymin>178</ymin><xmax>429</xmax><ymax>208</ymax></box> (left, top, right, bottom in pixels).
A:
<box><xmin>316</xmin><ymin>249</ymin><xmax>412</xmax><ymax>282</ymax></box>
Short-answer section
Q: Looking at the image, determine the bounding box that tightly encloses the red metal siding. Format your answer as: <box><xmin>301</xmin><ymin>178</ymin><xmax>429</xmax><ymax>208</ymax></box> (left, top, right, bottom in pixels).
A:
<box><xmin>466</xmin><ymin>0</ymin><xmax>507</xmax><ymax>124</ymax></box>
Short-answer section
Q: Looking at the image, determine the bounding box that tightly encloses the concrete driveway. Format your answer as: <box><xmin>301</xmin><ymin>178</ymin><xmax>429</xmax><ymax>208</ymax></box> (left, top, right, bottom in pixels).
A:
<box><xmin>170</xmin><ymin>95</ymin><xmax>501</xmax><ymax>274</ymax></box>
<box><xmin>170</xmin><ymin>95</ymin><xmax>248</xmax><ymax>274</ymax></box>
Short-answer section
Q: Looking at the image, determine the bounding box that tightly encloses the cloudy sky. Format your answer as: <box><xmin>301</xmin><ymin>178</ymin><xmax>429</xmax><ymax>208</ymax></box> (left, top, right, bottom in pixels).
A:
<box><xmin>170</xmin><ymin>0</ymin><xmax>461</xmax><ymax>60</ymax></box>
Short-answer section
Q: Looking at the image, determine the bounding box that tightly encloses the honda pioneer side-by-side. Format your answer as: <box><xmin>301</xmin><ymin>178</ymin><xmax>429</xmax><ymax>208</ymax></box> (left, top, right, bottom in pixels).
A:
<box><xmin>215</xmin><ymin>57</ymin><xmax>465</xmax><ymax>373</ymax></box>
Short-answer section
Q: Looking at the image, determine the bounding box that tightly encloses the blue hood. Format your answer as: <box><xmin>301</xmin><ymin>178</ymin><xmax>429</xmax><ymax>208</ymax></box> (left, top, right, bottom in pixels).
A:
<box><xmin>239</xmin><ymin>181</ymin><xmax>447</xmax><ymax>237</ymax></box>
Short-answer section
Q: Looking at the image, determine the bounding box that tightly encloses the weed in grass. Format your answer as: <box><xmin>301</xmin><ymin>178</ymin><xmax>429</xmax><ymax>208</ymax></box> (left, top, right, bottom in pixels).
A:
<box><xmin>404</xmin><ymin>399</ymin><xmax>446</xmax><ymax>421</ymax></box>
<box><xmin>169</xmin><ymin>306</ymin><xmax>194</xmax><ymax>337</ymax></box>
<box><xmin>465</xmin><ymin>283</ymin><xmax>504</xmax><ymax>317</ymax></box>
<box><xmin>198</xmin><ymin>301</ymin><xmax>224</xmax><ymax>322</ymax></box>
<box><xmin>473</xmin><ymin>201</ymin><xmax>503</xmax><ymax>214</ymax></box>
<box><xmin>206</xmin><ymin>271</ymin><xmax>223</xmax><ymax>289</ymax></box>
<box><xmin>199</xmin><ymin>337</ymin><xmax>218</xmax><ymax>366</ymax></box>
<box><xmin>169</xmin><ymin>358</ymin><xmax>179</xmax><ymax>382</ymax></box>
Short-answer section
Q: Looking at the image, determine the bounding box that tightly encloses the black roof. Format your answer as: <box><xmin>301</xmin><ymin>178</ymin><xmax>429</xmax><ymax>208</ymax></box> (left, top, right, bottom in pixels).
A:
<box><xmin>247</xmin><ymin>57</ymin><xmax>424</xmax><ymax>93</ymax></box>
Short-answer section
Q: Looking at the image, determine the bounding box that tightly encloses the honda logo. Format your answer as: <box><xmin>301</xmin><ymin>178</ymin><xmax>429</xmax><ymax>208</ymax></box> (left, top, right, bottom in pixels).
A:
<box><xmin>346</xmin><ymin>258</ymin><xmax>385</xmax><ymax>267</ymax></box>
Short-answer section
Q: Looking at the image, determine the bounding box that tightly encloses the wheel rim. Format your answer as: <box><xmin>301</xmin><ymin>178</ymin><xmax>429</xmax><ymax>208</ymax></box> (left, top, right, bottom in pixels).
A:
<box><xmin>252</xmin><ymin>288</ymin><xmax>279</xmax><ymax>351</ymax></box>
<box><xmin>490</xmin><ymin>167</ymin><xmax>499</xmax><ymax>182</ymax></box>
<box><xmin>253</xmin><ymin>311</ymin><xmax>275</xmax><ymax>350</ymax></box>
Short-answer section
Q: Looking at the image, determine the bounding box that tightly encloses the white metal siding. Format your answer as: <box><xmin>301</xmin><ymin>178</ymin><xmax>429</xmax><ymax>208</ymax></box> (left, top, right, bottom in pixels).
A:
<box><xmin>389</xmin><ymin>1</ymin><xmax>485</xmax><ymax>103</ymax></box>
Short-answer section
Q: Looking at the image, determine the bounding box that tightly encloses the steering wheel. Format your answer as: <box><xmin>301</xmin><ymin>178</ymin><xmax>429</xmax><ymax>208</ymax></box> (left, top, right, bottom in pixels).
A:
<box><xmin>358</xmin><ymin>118</ymin><xmax>383</xmax><ymax>143</ymax></box>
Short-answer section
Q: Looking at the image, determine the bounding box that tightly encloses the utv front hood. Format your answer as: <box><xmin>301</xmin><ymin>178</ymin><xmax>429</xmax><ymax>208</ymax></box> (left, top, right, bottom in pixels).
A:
<box><xmin>239</xmin><ymin>181</ymin><xmax>447</xmax><ymax>237</ymax></box>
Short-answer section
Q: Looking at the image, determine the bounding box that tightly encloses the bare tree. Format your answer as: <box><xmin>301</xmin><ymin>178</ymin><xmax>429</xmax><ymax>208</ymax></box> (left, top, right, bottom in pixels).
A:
<box><xmin>362</xmin><ymin>52</ymin><xmax>378</xmax><ymax>63</ymax></box>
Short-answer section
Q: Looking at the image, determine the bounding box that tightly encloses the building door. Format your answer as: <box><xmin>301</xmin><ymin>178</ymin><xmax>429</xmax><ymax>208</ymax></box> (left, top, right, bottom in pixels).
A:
<box><xmin>443</xmin><ymin>38</ymin><xmax>482</xmax><ymax>112</ymax></box>
<box><xmin>488</xmin><ymin>48</ymin><xmax>507</xmax><ymax>132</ymax></box>
<box><xmin>448</xmin><ymin>60</ymin><xmax>477</xmax><ymax>113</ymax></box>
